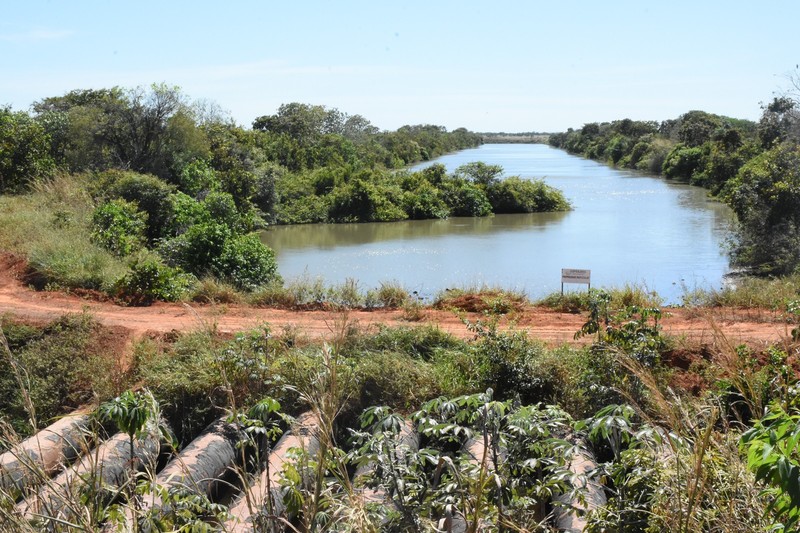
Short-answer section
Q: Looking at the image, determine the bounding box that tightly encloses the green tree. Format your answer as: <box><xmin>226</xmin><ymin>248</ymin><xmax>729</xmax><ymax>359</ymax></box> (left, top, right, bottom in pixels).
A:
<box><xmin>33</xmin><ymin>85</ymin><xmax>208</xmax><ymax>180</ymax></box>
<box><xmin>0</xmin><ymin>107</ymin><xmax>55</xmax><ymax>193</ymax></box>
<box><xmin>455</xmin><ymin>161</ymin><xmax>504</xmax><ymax>187</ymax></box>
<box><xmin>758</xmin><ymin>96</ymin><xmax>800</xmax><ymax>148</ymax></box>
<box><xmin>674</xmin><ymin>110</ymin><xmax>722</xmax><ymax>147</ymax></box>
<box><xmin>722</xmin><ymin>143</ymin><xmax>800</xmax><ymax>274</ymax></box>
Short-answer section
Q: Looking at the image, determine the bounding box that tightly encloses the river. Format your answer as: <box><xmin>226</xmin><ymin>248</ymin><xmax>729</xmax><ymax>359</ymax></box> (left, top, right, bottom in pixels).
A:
<box><xmin>261</xmin><ymin>144</ymin><xmax>734</xmax><ymax>304</ymax></box>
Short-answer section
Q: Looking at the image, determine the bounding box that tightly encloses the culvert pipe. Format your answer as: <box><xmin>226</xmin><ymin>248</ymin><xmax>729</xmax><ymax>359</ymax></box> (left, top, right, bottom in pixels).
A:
<box><xmin>352</xmin><ymin>418</ymin><xmax>418</xmax><ymax>509</ymax></box>
<box><xmin>438</xmin><ymin>435</ymin><xmax>493</xmax><ymax>533</ymax></box>
<box><xmin>224</xmin><ymin>411</ymin><xmax>319</xmax><ymax>532</ymax></box>
<box><xmin>102</xmin><ymin>417</ymin><xmax>248</xmax><ymax>532</ymax></box>
<box><xmin>553</xmin><ymin>444</ymin><xmax>606</xmax><ymax>532</ymax></box>
<box><xmin>16</xmin><ymin>421</ymin><xmax>166</xmax><ymax>527</ymax></box>
<box><xmin>0</xmin><ymin>412</ymin><xmax>94</xmax><ymax>498</ymax></box>
<box><xmin>154</xmin><ymin>417</ymin><xmax>245</xmax><ymax>500</ymax></box>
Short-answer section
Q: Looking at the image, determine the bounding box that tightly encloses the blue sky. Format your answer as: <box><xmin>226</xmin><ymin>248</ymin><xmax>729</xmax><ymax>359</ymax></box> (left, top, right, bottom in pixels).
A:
<box><xmin>2</xmin><ymin>1</ymin><xmax>798</xmax><ymax>132</ymax></box>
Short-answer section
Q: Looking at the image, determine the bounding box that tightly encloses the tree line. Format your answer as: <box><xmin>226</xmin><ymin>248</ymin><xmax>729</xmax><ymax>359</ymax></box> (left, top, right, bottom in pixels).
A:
<box><xmin>549</xmin><ymin>73</ymin><xmax>800</xmax><ymax>275</ymax></box>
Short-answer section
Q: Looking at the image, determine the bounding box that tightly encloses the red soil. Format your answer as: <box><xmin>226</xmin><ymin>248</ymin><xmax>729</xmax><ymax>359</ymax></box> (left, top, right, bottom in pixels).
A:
<box><xmin>0</xmin><ymin>253</ymin><xmax>792</xmax><ymax>355</ymax></box>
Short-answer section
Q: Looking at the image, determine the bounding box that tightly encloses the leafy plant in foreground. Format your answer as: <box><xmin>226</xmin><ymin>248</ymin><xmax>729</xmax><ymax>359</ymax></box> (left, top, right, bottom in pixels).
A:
<box><xmin>741</xmin><ymin>393</ymin><xmax>800</xmax><ymax>531</ymax></box>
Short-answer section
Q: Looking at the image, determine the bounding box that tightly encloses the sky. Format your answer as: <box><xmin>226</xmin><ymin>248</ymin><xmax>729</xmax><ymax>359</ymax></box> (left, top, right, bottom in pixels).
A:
<box><xmin>1</xmin><ymin>1</ymin><xmax>798</xmax><ymax>133</ymax></box>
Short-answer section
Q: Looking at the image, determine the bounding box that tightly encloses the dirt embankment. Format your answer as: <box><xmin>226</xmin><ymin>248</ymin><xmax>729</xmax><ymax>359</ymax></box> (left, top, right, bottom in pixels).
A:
<box><xmin>0</xmin><ymin>253</ymin><xmax>791</xmax><ymax>352</ymax></box>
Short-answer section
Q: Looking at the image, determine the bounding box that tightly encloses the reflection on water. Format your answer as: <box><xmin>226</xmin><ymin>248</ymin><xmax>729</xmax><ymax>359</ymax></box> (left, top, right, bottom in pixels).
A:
<box><xmin>261</xmin><ymin>144</ymin><xmax>735</xmax><ymax>303</ymax></box>
<box><xmin>263</xmin><ymin>212</ymin><xmax>570</xmax><ymax>250</ymax></box>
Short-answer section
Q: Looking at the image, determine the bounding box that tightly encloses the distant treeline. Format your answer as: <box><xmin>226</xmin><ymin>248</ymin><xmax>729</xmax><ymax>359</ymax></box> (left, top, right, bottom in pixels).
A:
<box><xmin>549</xmin><ymin>83</ymin><xmax>800</xmax><ymax>275</ymax></box>
<box><xmin>481</xmin><ymin>132</ymin><xmax>550</xmax><ymax>144</ymax></box>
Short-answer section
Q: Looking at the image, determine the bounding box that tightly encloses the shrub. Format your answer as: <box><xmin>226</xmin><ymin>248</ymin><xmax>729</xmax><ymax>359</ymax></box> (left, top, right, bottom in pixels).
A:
<box><xmin>213</xmin><ymin>233</ymin><xmax>279</xmax><ymax>291</ymax></box>
<box><xmin>95</xmin><ymin>170</ymin><xmax>176</xmax><ymax>241</ymax></box>
<box><xmin>440</xmin><ymin>179</ymin><xmax>492</xmax><ymax>217</ymax></box>
<box><xmin>487</xmin><ymin>176</ymin><xmax>571</xmax><ymax>213</ymax></box>
<box><xmin>203</xmin><ymin>190</ymin><xmax>243</xmax><ymax>231</ymax></box>
<box><xmin>177</xmin><ymin>159</ymin><xmax>219</xmax><ymax>196</ymax></box>
<box><xmin>0</xmin><ymin>314</ymin><xmax>105</xmax><ymax>435</ymax></box>
<box><xmin>401</xmin><ymin>182</ymin><xmax>450</xmax><ymax>219</ymax></box>
<box><xmin>160</xmin><ymin>222</ymin><xmax>231</xmax><ymax>276</ymax></box>
<box><xmin>662</xmin><ymin>144</ymin><xmax>706</xmax><ymax>181</ymax></box>
<box><xmin>328</xmin><ymin>178</ymin><xmax>406</xmax><ymax>222</ymax></box>
<box><xmin>471</xmin><ymin>324</ymin><xmax>580</xmax><ymax>406</ymax></box>
<box><xmin>115</xmin><ymin>253</ymin><xmax>195</xmax><ymax>304</ymax></box>
<box><xmin>354</xmin><ymin>351</ymin><xmax>440</xmax><ymax>411</ymax></box>
<box><xmin>90</xmin><ymin>199</ymin><xmax>148</xmax><ymax>256</ymax></box>
<box><xmin>168</xmin><ymin>191</ymin><xmax>210</xmax><ymax>234</ymax></box>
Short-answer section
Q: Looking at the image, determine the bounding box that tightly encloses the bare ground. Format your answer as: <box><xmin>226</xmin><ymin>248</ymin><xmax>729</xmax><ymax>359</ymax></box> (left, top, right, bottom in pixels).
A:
<box><xmin>0</xmin><ymin>253</ymin><xmax>792</xmax><ymax>353</ymax></box>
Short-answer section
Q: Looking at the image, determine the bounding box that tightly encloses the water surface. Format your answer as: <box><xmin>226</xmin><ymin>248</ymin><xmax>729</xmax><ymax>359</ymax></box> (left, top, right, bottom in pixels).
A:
<box><xmin>262</xmin><ymin>144</ymin><xmax>734</xmax><ymax>303</ymax></box>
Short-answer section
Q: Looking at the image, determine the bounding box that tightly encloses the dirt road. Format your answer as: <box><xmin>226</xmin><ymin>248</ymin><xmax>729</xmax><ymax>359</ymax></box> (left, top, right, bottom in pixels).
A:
<box><xmin>0</xmin><ymin>253</ymin><xmax>791</xmax><ymax>348</ymax></box>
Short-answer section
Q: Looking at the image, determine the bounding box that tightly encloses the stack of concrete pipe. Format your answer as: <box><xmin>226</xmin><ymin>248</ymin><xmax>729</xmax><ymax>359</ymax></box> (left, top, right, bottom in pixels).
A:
<box><xmin>16</xmin><ymin>421</ymin><xmax>165</xmax><ymax>528</ymax></box>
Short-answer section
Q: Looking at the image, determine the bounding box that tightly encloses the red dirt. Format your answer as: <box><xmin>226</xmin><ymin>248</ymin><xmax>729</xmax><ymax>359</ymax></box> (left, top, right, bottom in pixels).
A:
<box><xmin>0</xmin><ymin>253</ymin><xmax>792</xmax><ymax>354</ymax></box>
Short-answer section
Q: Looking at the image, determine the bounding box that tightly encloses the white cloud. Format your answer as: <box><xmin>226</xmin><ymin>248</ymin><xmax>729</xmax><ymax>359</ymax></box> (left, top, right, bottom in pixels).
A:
<box><xmin>0</xmin><ymin>28</ymin><xmax>74</xmax><ymax>43</ymax></box>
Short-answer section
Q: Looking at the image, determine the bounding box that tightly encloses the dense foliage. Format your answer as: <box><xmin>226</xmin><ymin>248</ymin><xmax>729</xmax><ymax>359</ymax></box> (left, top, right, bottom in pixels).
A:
<box><xmin>550</xmin><ymin>71</ymin><xmax>800</xmax><ymax>275</ymax></box>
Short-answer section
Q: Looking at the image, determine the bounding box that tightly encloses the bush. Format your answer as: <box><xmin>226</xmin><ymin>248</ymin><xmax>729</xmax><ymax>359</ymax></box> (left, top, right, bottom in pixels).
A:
<box><xmin>401</xmin><ymin>182</ymin><xmax>450</xmax><ymax>219</ymax></box>
<box><xmin>354</xmin><ymin>351</ymin><xmax>440</xmax><ymax>411</ymax></box>
<box><xmin>328</xmin><ymin>178</ymin><xmax>406</xmax><ymax>222</ymax></box>
<box><xmin>213</xmin><ymin>233</ymin><xmax>279</xmax><ymax>291</ymax></box>
<box><xmin>116</xmin><ymin>254</ymin><xmax>195</xmax><ymax>304</ymax></box>
<box><xmin>167</xmin><ymin>191</ymin><xmax>210</xmax><ymax>234</ymax></box>
<box><xmin>440</xmin><ymin>179</ymin><xmax>492</xmax><ymax>217</ymax></box>
<box><xmin>90</xmin><ymin>199</ymin><xmax>148</xmax><ymax>257</ymax></box>
<box><xmin>487</xmin><ymin>176</ymin><xmax>571</xmax><ymax>213</ymax></box>
<box><xmin>203</xmin><ymin>191</ymin><xmax>243</xmax><ymax>231</ymax></box>
<box><xmin>160</xmin><ymin>222</ymin><xmax>232</xmax><ymax>276</ymax></box>
<box><xmin>0</xmin><ymin>314</ymin><xmax>107</xmax><ymax>435</ymax></box>
<box><xmin>177</xmin><ymin>159</ymin><xmax>219</xmax><ymax>196</ymax></box>
<box><xmin>95</xmin><ymin>170</ymin><xmax>176</xmax><ymax>241</ymax></box>
<box><xmin>472</xmin><ymin>325</ymin><xmax>580</xmax><ymax>406</ymax></box>
<box><xmin>662</xmin><ymin>144</ymin><xmax>706</xmax><ymax>181</ymax></box>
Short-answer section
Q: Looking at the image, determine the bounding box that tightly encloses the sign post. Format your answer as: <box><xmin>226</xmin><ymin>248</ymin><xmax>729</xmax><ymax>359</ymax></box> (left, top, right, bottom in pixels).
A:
<box><xmin>561</xmin><ymin>268</ymin><xmax>591</xmax><ymax>294</ymax></box>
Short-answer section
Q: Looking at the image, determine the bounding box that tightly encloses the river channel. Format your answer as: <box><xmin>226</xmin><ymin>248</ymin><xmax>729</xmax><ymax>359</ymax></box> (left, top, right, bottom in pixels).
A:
<box><xmin>261</xmin><ymin>144</ymin><xmax>734</xmax><ymax>304</ymax></box>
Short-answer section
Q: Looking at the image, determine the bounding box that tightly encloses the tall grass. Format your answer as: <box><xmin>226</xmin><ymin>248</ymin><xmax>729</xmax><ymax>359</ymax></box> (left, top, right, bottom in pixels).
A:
<box><xmin>538</xmin><ymin>283</ymin><xmax>663</xmax><ymax>312</ymax></box>
<box><xmin>682</xmin><ymin>273</ymin><xmax>800</xmax><ymax>309</ymax></box>
<box><xmin>249</xmin><ymin>275</ymin><xmax>411</xmax><ymax>310</ymax></box>
<box><xmin>0</xmin><ymin>174</ymin><xmax>127</xmax><ymax>291</ymax></box>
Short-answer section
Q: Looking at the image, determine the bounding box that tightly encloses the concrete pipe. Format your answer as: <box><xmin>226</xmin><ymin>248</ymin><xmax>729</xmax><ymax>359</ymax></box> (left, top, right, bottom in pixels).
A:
<box><xmin>16</xmin><ymin>422</ymin><xmax>165</xmax><ymax>528</ymax></box>
<box><xmin>553</xmin><ymin>444</ymin><xmax>606</xmax><ymax>533</ymax></box>
<box><xmin>0</xmin><ymin>412</ymin><xmax>93</xmax><ymax>498</ymax></box>
<box><xmin>224</xmin><ymin>411</ymin><xmax>319</xmax><ymax>533</ymax></box>
<box><xmin>352</xmin><ymin>418</ymin><xmax>419</xmax><ymax>509</ymax></box>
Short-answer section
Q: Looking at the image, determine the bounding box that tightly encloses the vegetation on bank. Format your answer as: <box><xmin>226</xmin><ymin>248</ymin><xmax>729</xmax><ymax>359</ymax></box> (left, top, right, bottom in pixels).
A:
<box><xmin>2</xmin><ymin>281</ymin><xmax>799</xmax><ymax>530</ymax></box>
<box><xmin>0</xmin><ymin>85</ymin><xmax>570</xmax><ymax>301</ymax></box>
<box><xmin>549</xmin><ymin>69</ymin><xmax>800</xmax><ymax>276</ymax></box>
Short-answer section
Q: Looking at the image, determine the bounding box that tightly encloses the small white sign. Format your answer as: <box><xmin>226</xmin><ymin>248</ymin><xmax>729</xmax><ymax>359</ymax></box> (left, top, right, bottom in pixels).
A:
<box><xmin>561</xmin><ymin>268</ymin><xmax>591</xmax><ymax>285</ymax></box>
